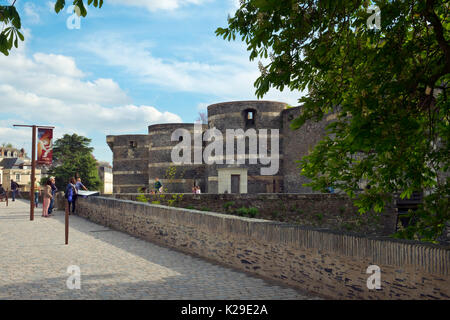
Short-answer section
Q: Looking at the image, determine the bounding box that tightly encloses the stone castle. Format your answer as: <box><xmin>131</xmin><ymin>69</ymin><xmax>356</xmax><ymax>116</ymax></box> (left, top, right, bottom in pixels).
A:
<box><xmin>107</xmin><ymin>101</ymin><xmax>332</xmax><ymax>194</ymax></box>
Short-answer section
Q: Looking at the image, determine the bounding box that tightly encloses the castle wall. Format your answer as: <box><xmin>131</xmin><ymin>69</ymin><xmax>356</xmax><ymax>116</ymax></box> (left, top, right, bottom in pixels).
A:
<box><xmin>207</xmin><ymin>101</ymin><xmax>287</xmax><ymax>194</ymax></box>
<box><xmin>107</xmin><ymin>134</ymin><xmax>151</xmax><ymax>193</ymax></box>
<box><xmin>147</xmin><ymin>123</ymin><xmax>207</xmax><ymax>193</ymax></box>
<box><xmin>107</xmin><ymin>101</ymin><xmax>332</xmax><ymax>195</ymax></box>
<box><xmin>282</xmin><ymin>108</ymin><xmax>330</xmax><ymax>193</ymax></box>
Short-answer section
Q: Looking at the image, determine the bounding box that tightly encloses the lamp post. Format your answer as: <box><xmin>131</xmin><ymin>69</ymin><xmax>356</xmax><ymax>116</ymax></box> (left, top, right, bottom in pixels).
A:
<box><xmin>12</xmin><ymin>125</ymin><xmax>54</xmax><ymax>221</ymax></box>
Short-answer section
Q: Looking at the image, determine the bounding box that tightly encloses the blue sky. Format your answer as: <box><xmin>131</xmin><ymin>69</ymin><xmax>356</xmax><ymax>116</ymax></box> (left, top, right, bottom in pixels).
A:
<box><xmin>0</xmin><ymin>0</ymin><xmax>302</xmax><ymax>164</ymax></box>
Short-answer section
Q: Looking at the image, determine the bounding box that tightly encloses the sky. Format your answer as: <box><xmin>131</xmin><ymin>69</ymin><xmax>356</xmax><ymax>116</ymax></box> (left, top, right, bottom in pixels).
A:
<box><xmin>0</xmin><ymin>0</ymin><xmax>303</xmax><ymax>164</ymax></box>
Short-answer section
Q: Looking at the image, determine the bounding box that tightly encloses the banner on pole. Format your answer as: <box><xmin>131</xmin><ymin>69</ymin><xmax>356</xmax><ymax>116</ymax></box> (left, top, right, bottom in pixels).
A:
<box><xmin>37</xmin><ymin>128</ymin><xmax>53</xmax><ymax>165</ymax></box>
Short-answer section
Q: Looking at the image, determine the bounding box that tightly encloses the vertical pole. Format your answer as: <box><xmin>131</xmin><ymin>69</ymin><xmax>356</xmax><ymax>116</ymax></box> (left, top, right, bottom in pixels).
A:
<box><xmin>65</xmin><ymin>198</ymin><xmax>69</xmax><ymax>245</ymax></box>
<box><xmin>30</xmin><ymin>125</ymin><xmax>36</xmax><ymax>221</ymax></box>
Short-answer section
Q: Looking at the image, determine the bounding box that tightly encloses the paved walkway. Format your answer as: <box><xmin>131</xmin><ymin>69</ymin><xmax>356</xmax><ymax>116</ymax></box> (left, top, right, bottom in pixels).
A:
<box><xmin>0</xmin><ymin>200</ymin><xmax>319</xmax><ymax>300</ymax></box>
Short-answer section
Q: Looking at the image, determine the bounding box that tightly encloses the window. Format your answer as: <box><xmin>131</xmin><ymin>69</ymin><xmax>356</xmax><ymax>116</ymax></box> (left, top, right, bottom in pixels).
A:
<box><xmin>129</xmin><ymin>141</ymin><xmax>137</xmax><ymax>148</ymax></box>
<box><xmin>243</xmin><ymin>109</ymin><xmax>256</xmax><ymax>128</ymax></box>
<box><xmin>15</xmin><ymin>174</ymin><xmax>20</xmax><ymax>182</ymax></box>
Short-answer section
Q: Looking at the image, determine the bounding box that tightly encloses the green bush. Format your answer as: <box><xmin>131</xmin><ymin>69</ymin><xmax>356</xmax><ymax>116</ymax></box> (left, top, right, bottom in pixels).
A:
<box><xmin>248</xmin><ymin>207</ymin><xmax>259</xmax><ymax>218</ymax></box>
<box><xmin>223</xmin><ymin>201</ymin><xmax>235</xmax><ymax>211</ymax></box>
<box><xmin>136</xmin><ymin>194</ymin><xmax>148</xmax><ymax>203</ymax></box>
<box><xmin>200</xmin><ymin>207</ymin><xmax>211</xmax><ymax>212</ymax></box>
<box><xmin>151</xmin><ymin>201</ymin><xmax>161</xmax><ymax>205</ymax></box>
<box><xmin>235</xmin><ymin>207</ymin><xmax>259</xmax><ymax>218</ymax></box>
<box><xmin>236</xmin><ymin>207</ymin><xmax>249</xmax><ymax>217</ymax></box>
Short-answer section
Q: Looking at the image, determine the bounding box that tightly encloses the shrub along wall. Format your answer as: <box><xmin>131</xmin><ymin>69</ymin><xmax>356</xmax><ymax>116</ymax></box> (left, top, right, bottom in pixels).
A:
<box><xmin>109</xmin><ymin>193</ymin><xmax>398</xmax><ymax>236</ymax></box>
<box><xmin>75</xmin><ymin>196</ymin><xmax>449</xmax><ymax>300</ymax></box>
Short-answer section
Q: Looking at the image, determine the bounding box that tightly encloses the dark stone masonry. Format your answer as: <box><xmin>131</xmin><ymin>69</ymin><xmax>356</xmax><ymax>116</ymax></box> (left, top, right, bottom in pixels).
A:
<box><xmin>74</xmin><ymin>196</ymin><xmax>450</xmax><ymax>300</ymax></box>
<box><xmin>106</xmin><ymin>100</ymin><xmax>332</xmax><ymax>194</ymax></box>
<box><xmin>109</xmin><ymin>193</ymin><xmax>397</xmax><ymax>237</ymax></box>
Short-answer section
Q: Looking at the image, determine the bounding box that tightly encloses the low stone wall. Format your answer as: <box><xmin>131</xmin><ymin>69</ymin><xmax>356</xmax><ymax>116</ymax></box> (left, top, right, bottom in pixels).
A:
<box><xmin>76</xmin><ymin>196</ymin><xmax>449</xmax><ymax>300</ymax></box>
<box><xmin>110</xmin><ymin>193</ymin><xmax>398</xmax><ymax>236</ymax></box>
<box><xmin>20</xmin><ymin>191</ymin><xmax>66</xmax><ymax>210</ymax></box>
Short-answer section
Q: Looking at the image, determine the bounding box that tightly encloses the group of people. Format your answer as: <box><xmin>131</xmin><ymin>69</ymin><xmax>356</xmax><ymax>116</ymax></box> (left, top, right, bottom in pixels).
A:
<box><xmin>0</xmin><ymin>176</ymin><xmax>88</xmax><ymax>217</ymax></box>
<box><xmin>39</xmin><ymin>177</ymin><xmax>58</xmax><ymax>217</ymax></box>
<box><xmin>37</xmin><ymin>176</ymin><xmax>87</xmax><ymax>217</ymax></box>
<box><xmin>15</xmin><ymin>176</ymin><xmax>87</xmax><ymax>218</ymax></box>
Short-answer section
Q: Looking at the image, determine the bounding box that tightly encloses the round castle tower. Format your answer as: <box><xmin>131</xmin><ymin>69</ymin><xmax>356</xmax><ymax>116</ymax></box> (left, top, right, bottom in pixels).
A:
<box><xmin>206</xmin><ymin>101</ymin><xmax>287</xmax><ymax>194</ymax></box>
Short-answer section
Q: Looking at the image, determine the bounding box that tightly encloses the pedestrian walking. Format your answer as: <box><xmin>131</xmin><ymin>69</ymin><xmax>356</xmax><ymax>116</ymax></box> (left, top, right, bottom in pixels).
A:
<box><xmin>65</xmin><ymin>177</ymin><xmax>77</xmax><ymax>214</ymax></box>
<box><xmin>48</xmin><ymin>177</ymin><xmax>58</xmax><ymax>214</ymax></box>
<box><xmin>10</xmin><ymin>179</ymin><xmax>19</xmax><ymax>201</ymax></box>
<box><xmin>42</xmin><ymin>179</ymin><xmax>53</xmax><ymax>218</ymax></box>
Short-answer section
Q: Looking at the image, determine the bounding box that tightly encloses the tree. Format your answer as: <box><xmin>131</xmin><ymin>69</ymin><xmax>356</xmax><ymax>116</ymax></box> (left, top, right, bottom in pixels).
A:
<box><xmin>53</xmin><ymin>133</ymin><xmax>94</xmax><ymax>163</ymax></box>
<box><xmin>0</xmin><ymin>0</ymin><xmax>103</xmax><ymax>56</ymax></box>
<box><xmin>216</xmin><ymin>0</ymin><xmax>449</xmax><ymax>241</ymax></box>
<box><xmin>46</xmin><ymin>134</ymin><xmax>102</xmax><ymax>191</ymax></box>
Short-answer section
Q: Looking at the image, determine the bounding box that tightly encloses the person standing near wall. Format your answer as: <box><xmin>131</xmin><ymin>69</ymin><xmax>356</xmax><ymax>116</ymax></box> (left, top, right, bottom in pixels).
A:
<box><xmin>76</xmin><ymin>178</ymin><xmax>88</xmax><ymax>192</ymax></box>
<box><xmin>10</xmin><ymin>179</ymin><xmax>19</xmax><ymax>201</ymax></box>
<box><xmin>48</xmin><ymin>177</ymin><xmax>58</xmax><ymax>215</ymax></box>
<box><xmin>42</xmin><ymin>179</ymin><xmax>53</xmax><ymax>218</ymax></box>
<box><xmin>65</xmin><ymin>177</ymin><xmax>78</xmax><ymax>214</ymax></box>
<box><xmin>154</xmin><ymin>178</ymin><xmax>162</xmax><ymax>194</ymax></box>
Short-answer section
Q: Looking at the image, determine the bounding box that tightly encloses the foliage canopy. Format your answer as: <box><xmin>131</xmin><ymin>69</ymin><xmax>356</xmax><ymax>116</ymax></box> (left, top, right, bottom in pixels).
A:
<box><xmin>45</xmin><ymin>134</ymin><xmax>102</xmax><ymax>191</ymax></box>
<box><xmin>217</xmin><ymin>0</ymin><xmax>449</xmax><ymax>241</ymax></box>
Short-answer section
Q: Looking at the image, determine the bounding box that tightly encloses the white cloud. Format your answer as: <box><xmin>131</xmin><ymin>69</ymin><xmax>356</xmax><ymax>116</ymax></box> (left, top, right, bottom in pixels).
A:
<box><xmin>0</xmin><ymin>39</ymin><xmax>182</xmax><ymax>159</ymax></box>
<box><xmin>23</xmin><ymin>2</ymin><xmax>41</xmax><ymax>24</ymax></box>
<box><xmin>0</xmin><ymin>47</ymin><xmax>129</xmax><ymax>105</ymax></box>
<box><xmin>106</xmin><ymin>0</ymin><xmax>209</xmax><ymax>12</ymax></box>
<box><xmin>80</xmin><ymin>36</ymin><xmax>305</xmax><ymax>106</ymax></box>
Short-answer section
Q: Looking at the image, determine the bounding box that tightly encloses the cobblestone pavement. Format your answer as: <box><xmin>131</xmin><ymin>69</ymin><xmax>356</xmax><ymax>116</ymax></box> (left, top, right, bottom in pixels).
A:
<box><xmin>0</xmin><ymin>200</ymin><xmax>320</xmax><ymax>300</ymax></box>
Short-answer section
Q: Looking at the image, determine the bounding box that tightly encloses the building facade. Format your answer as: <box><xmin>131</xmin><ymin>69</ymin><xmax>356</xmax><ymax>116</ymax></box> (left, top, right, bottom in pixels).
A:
<box><xmin>0</xmin><ymin>147</ymin><xmax>41</xmax><ymax>192</ymax></box>
<box><xmin>107</xmin><ymin>101</ymin><xmax>331</xmax><ymax>194</ymax></box>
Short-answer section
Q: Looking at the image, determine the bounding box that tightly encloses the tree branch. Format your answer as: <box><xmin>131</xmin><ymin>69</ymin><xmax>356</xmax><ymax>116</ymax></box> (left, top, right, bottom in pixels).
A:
<box><xmin>423</xmin><ymin>0</ymin><xmax>450</xmax><ymax>76</ymax></box>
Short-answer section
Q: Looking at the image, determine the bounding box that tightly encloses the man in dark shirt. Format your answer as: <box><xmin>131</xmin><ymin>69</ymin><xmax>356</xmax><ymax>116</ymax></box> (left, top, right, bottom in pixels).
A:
<box><xmin>10</xmin><ymin>179</ymin><xmax>19</xmax><ymax>201</ymax></box>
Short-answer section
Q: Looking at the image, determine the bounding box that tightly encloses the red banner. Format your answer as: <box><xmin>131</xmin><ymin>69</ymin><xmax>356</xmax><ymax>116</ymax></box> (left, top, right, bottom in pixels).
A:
<box><xmin>37</xmin><ymin>128</ymin><xmax>53</xmax><ymax>165</ymax></box>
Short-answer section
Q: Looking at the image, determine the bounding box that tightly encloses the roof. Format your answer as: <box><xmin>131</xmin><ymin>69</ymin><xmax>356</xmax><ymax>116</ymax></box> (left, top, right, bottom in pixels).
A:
<box><xmin>0</xmin><ymin>158</ymin><xmax>25</xmax><ymax>169</ymax></box>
